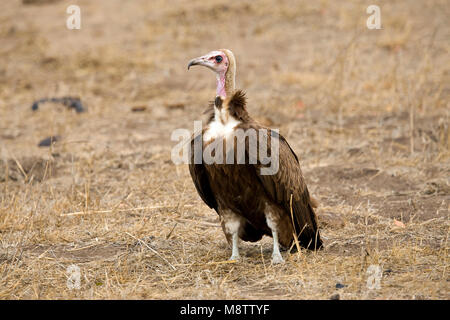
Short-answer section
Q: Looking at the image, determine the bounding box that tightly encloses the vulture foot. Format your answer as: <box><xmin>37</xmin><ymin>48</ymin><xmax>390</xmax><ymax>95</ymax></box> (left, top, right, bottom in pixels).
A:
<box><xmin>228</xmin><ymin>254</ymin><xmax>240</xmax><ymax>262</ymax></box>
<box><xmin>271</xmin><ymin>253</ymin><xmax>285</xmax><ymax>265</ymax></box>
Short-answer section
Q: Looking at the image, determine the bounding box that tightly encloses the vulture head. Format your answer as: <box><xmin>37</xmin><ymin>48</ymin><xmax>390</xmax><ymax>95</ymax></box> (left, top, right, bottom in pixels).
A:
<box><xmin>188</xmin><ymin>49</ymin><xmax>236</xmax><ymax>98</ymax></box>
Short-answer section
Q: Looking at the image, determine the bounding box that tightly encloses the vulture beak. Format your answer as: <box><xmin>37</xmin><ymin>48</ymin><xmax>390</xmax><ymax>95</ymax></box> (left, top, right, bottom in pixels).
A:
<box><xmin>187</xmin><ymin>55</ymin><xmax>214</xmax><ymax>70</ymax></box>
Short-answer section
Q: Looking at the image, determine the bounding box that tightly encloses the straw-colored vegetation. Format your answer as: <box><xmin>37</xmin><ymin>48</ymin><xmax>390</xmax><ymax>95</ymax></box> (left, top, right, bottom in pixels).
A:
<box><xmin>0</xmin><ymin>0</ymin><xmax>448</xmax><ymax>299</ymax></box>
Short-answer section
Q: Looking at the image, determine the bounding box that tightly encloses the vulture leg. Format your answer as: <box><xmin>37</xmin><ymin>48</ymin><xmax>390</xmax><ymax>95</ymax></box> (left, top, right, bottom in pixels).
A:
<box><xmin>229</xmin><ymin>232</ymin><xmax>240</xmax><ymax>261</ymax></box>
<box><xmin>270</xmin><ymin>229</ymin><xmax>284</xmax><ymax>264</ymax></box>
<box><xmin>265</xmin><ymin>206</ymin><xmax>285</xmax><ymax>264</ymax></box>
<box><xmin>220</xmin><ymin>209</ymin><xmax>241</xmax><ymax>261</ymax></box>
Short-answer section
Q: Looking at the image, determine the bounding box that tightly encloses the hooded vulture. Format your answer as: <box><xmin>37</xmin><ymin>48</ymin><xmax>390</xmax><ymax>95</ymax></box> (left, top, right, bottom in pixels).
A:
<box><xmin>187</xmin><ymin>49</ymin><xmax>322</xmax><ymax>264</ymax></box>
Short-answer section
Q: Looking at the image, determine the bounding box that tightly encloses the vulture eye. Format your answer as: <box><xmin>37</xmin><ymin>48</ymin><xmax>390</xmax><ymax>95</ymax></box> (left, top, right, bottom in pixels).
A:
<box><xmin>215</xmin><ymin>56</ymin><xmax>223</xmax><ymax>63</ymax></box>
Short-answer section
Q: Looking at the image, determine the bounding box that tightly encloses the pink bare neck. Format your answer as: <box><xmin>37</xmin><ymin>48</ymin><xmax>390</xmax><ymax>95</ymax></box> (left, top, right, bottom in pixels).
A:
<box><xmin>216</xmin><ymin>72</ymin><xmax>227</xmax><ymax>98</ymax></box>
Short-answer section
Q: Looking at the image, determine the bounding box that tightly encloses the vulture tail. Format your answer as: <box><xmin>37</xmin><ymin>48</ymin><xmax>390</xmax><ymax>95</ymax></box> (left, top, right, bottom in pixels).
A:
<box><xmin>291</xmin><ymin>197</ymin><xmax>323</xmax><ymax>252</ymax></box>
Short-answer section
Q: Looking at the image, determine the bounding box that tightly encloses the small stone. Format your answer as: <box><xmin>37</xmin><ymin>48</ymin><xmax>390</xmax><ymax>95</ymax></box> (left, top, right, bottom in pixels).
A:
<box><xmin>38</xmin><ymin>136</ymin><xmax>60</xmax><ymax>147</ymax></box>
<box><xmin>131</xmin><ymin>105</ymin><xmax>147</xmax><ymax>112</ymax></box>
<box><xmin>335</xmin><ymin>283</ymin><xmax>347</xmax><ymax>289</ymax></box>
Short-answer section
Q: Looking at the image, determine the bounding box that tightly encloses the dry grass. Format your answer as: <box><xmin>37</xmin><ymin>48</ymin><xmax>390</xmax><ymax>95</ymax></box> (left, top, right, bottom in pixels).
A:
<box><xmin>0</xmin><ymin>0</ymin><xmax>448</xmax><ymax>299</ymax></box>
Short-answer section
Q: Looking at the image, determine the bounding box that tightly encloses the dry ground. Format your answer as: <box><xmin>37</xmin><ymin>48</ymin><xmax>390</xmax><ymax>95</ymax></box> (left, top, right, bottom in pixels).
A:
<box><xmin>0</xmin><ymin>0</ymin><xmax>449</xmax><ymax>299</ymax></box>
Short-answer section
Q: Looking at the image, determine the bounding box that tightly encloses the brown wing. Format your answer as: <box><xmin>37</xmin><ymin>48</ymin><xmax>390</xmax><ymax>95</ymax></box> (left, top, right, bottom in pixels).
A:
<box><xmin>243</xmin><ymin>124</ymin><xmax>322</xmax><ymax>249</ymax></box>
<box><xmin>189</xmin><ymin>130</ymin><xmax>267</xmax><ymax>243</ymax></box>
<box><xmin>188</xmin><ymin>133</ymin><xmax>218</xmax><ymax>212</ymax></box>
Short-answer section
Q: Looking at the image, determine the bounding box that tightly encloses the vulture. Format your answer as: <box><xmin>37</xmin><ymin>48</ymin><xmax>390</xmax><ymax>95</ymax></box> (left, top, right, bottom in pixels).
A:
<box><xmin>187</xmin><ymin>49</ymin><xmax>322</xmax><ymax>264</ymax></box>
